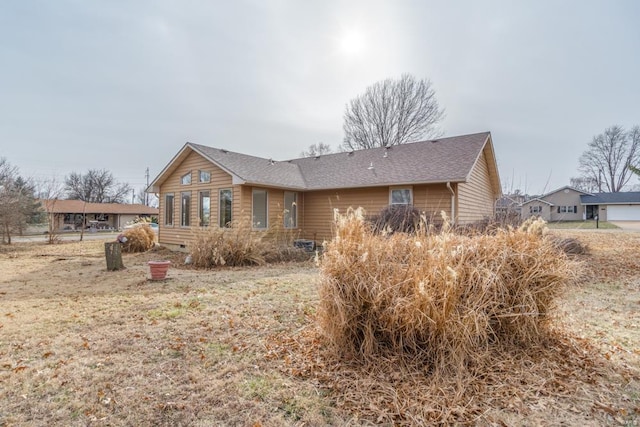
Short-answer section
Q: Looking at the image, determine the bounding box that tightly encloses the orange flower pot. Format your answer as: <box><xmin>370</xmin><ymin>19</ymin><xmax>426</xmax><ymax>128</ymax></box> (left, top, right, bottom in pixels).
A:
<box><xmin>148</xmin><ymin>260</ymin><xmax>171</xmax><ymax>280</ymax></box>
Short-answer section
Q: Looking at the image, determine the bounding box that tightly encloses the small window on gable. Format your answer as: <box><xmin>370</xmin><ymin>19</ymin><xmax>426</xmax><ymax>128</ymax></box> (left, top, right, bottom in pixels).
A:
<box><xmin>199</xmin><ymin>170</ymin><xmax>210</xmax><ymax>183</ymax></box>
<box><xmin>390</xmin><ymin>188</ymin><xmax>412</xmax><ymax>205</ymax></box>
<box><xmin>181</xmin><ymin>172</ymin><xmax>191</xmax><ymax>185</ymax></box>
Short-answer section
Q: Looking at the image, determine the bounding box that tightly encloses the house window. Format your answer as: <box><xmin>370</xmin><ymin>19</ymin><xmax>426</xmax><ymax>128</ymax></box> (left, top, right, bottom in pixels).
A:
<box><xmin>181</xmin><ymin>172</ymin><xmax>192</xmax><ymax>185</ymax></box>
<box><xmin>199</xmin><ymin>191</ymin><xmax>210</xmax><ymax>226</ymax></box>
<box><xmin>390</xmin><ymin>188</ymin><xmax>412</xmax><ymax>205</ymax></box>
<box><xmin>557</xmin><ymin>206</ymin><xmax>577</xmax><ymax>214</ymax></box>
<box><xmin>252</xmin><ymin>189</ymin><xmax>268</xmax><ymax>229</ymax></box>
<box><xmin>219</xmin><ymin>189</ymin><xmax>232</xmax><ymax>228</ymax></box>
<box><xmin>165</xmin><ymin>194</ymin><xmax>174</xmax><ymax>225</ymax></box>
<box><xmin>199</xmin><ymin>170</ymin><xmax>210</xmax><ymax>183</ymax></box>
<box><xmin>181</xmin><ymin>191</ymin><xmax>191</xmax><ymax>226</ymax></box>
<box><xmin>530</xmin><ymin>205</ymin><xmax>542</xmax><ymax>214</ymax></box>
<box><xmin>283</xmin><ymin>191</ymin><xmax>297</xmax><ymax>229</ymax></box>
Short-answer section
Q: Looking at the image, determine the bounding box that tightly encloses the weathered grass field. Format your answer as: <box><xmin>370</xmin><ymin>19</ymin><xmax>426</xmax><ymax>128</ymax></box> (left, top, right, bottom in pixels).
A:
<box><xmin>0</xmin><ymin>229</ymin><xmax>639</xmax><ymax>425</ymax></box>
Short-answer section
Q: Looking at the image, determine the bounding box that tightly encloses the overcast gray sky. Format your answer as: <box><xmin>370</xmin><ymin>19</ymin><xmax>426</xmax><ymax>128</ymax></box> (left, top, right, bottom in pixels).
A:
<box><xmin>1</xmin><ymin>0</ymin><xmax>639</xmax><ymax>195</ymax></box>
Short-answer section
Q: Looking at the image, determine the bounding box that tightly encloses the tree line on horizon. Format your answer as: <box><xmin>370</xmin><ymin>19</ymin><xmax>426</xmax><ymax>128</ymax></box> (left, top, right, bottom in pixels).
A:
<box><xmin>0</xmin><ymin>162</ymin><xmax>143</xmax><ymax>244</ymax></box>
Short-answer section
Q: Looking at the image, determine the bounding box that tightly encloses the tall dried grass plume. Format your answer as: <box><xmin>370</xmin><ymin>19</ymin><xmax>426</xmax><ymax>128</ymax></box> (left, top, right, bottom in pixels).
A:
<box><xmin>121</xmin><ymin>225</ymin><xmax>155</xmax><ymax>253</ymax></box>
<box><xmin>318</xmin><ymin>208</ymin><xmax>578</xmax><ymax>372</ymax></box>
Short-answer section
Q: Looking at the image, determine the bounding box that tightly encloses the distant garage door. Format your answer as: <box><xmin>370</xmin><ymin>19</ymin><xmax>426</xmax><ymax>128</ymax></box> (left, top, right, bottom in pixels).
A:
<box><xmin>607</xmin><ymin>205</ymin><xmax>640</xmax><ymax>221</ymax></box>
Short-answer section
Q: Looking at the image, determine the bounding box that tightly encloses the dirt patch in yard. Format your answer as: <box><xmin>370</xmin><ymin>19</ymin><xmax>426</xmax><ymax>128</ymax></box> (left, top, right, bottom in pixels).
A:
<box><xmin>0</xmin><ymin>232</ymin><xmax>639</xmax><ymax>425</ymax></box>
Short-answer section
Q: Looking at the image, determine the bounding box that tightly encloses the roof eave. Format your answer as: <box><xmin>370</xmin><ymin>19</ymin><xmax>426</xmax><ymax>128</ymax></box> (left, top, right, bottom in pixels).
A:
<box><xmin>464</xmin><ymin>133</ymin><xmax>501</xmax><ymax>196</ymax></box>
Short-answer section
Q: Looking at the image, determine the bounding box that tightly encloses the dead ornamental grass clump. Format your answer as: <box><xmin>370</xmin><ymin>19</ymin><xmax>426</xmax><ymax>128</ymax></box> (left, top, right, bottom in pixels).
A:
<box><xmin>190</xmin><ymin>219</ymin><xmax>266</xmax><ymax>267</ymax></box>
<box><xmin>189</xmin><ymin>216</ymin><xmax>311</xmax><ymax>268</ymax></box>
<box><xmin>318</xmin><ymin>208</ymin><xmax>577</xmax><ymax>372</ymax></box>
<box><xmin>121</xmin><ymin>225</ymin><xmax>155</xmax><ymax>253</ymax></box>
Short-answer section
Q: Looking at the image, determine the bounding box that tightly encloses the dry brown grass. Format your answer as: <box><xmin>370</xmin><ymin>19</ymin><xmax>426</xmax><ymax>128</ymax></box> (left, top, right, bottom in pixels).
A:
<box><xmin>318</xmin><ymin>209</ymin><xmax>576</xmax><ymax>371</ymax></box>
<box><xmin>0</xmin><ymin>228</ymin><xmax>639</xmax><ymax>425</ymax></box>
<box><xmin>189</xmin><ymin>217</ymin><xmax>311</xmax><ymax>268</ymax></box>
<box><xmin>121</xmin><ymin>225</ymin><xmax>155</xmax><ymax>253</ymax></box>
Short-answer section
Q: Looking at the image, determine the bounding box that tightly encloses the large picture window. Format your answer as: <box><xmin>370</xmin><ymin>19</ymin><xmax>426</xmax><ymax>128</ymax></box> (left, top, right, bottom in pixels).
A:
<box><xmin>199</xmin><ymin>191</ymin><xmax>210</xmax><ymax>226</ymax></box>
<box><xmin>252</xmin><ymin>189</ymin><xmax>268</xmax><ymax>229</ymax></box>
<box><xmin>181</xmin><ymin>191</ymin><xmax>191</xmax><ymax>226</ymax></box>
<box><xmin>219</xmin><ymin>189</ymin><xmax>233</xmax><ymax>228</ymax></box>
<box><xmin>165</xmin><ymin>194</ymin><xmax>174</xmax><ymax>225</ymax></box>
<box><xmin>283</xmin><ymin>191</ymin><xmax>297</xmax><ymax>229</ymax></box>
<box><xmin>390</xmin><ymin>188</ymin><xmax>412</xmax><ymax>205</ymax></box>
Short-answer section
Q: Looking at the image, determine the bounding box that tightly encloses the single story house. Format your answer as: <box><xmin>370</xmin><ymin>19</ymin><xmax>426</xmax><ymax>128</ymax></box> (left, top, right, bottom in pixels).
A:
<box><xmin>41</xmin><ymin>199</ymin><xmax>159</xmax><ymax>231</ymax></box>
<box><xmin>580</xmin><ymin>192</ymin><xmax>640</xmax><ymax>221</ymax></box>
<box><xmin>520</xmin><ymin>186</ymin><xmax>589</xmax><ymax>222</ymax></box>
<box><xmin>520</xmin><ymin>186</ymin><xmax>640</xmax><ymax>222</ymax></box>
<box><xmin>148</xmin><ymin>132</ymin><xmax>501</xmax><ymax>249</ymax></box>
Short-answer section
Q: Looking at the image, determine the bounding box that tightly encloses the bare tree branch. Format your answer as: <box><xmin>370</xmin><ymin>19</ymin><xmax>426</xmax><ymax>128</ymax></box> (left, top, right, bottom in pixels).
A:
<box><xmin>578</xmin><ymin>125</ymin><xmax>640</xmax><ymax>192</ymax></box>
<box><xmin>64</xmin><ymin>169</ymin><xmax>132</xmax><ymax>203</ymax></box>
<box><xmin>342</xmin><ymin>74</ymin><xmax>445</xmax><ymax>151</ymax></box>
<box><xmin>300</xmin><ymin>142</ymin><xmax>333</xmax><ymax>157</ymax></box>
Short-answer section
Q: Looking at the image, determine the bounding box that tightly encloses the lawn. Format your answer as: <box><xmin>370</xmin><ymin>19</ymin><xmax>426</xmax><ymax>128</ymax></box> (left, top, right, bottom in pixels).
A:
<box><xmin>546</xmin><ymin>220</ymin><xmax>619</xmax><ymax>229</ymax></box>
<box><xmin>0</xmin><ymin>231</ymin><xmax>639</xmax><ymax>425</ymax></box>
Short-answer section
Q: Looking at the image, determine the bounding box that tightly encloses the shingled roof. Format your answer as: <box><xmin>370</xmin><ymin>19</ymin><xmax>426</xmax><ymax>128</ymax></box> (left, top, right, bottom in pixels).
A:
<box><xmin>149</xmin><ymin>132</ymin><xmax>497</xmax><ymax>192</ymax></box>
<box><xmin>580</xmin><ymin>192</ymin><xmax>640</xmax><ymax>205</ymax></box>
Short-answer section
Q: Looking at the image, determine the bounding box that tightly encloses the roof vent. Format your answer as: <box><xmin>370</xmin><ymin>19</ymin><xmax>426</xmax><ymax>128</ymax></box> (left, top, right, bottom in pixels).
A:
<box><xmin>367</xmin><ymin>162</ymin><xmax>374</xmax><ymax>170</ymax></box>
<box><xmin>431</xmin><ymin>140</ymin><xmax>438</xmax><ymax>143</ymax></box>
<box><xmin>314</xmin><ymin>156</ymin><xmax>321</xmax><ymax>160</ymax></box>
<box><xmin>347</xmin><ymin>151</ymin><xmax>354</xmax><ymax>156</ymax></box>
<box><xmin>268</xmin><ymin>158</ymin><xmax>275</xmax><ymax>165</ymax></box>
<box><xmin>221</xmin><ymin>149</ymin><xmax>228</xmax><ymax>153</ymax></box>
<box><xmin>383</xmin><ymin>151</ymin><xmax>388</xmax><ymax>158</ymax></box>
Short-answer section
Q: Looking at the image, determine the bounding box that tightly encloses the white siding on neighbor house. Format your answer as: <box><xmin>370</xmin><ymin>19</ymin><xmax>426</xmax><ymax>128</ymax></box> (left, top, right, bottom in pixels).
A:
<box><xmin>606</xmin><ymin>205</ymin><xmax>640</xmax><ymax>221</ymax></box>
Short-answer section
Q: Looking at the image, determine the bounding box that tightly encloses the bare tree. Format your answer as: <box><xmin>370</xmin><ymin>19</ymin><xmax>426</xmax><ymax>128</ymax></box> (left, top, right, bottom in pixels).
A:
<box><xmin>65</xmin><ymin>169</ymin><xmax>132</xmax><ymax>203</ymax></box>
<box><xmin>569</xmin><ymin>176</ymin><xmax>598</xmax><ymax>193</ymax></box>
<box><xmin>342</xmin><ymin>74</ymin><xmax>445</xmax><ymax>151</ymax></box>
<box><xmin>0</xmin><ymin>158</ymin><xmax>41</xmax><ymax>244</ymax></box>
<box><xmin>37</xmin><ymin>178</ymin><xmax>65</xmax><ymax>244</ymax></box>
<box><xmin>578</xmin><ymin>125</ymin><xmax>640</xmax><ymax>192</ymax></box>
<box><xmin>300</xmin><ymin>142</ymin><xmax>333</xmax><ymax>157</ymax></box>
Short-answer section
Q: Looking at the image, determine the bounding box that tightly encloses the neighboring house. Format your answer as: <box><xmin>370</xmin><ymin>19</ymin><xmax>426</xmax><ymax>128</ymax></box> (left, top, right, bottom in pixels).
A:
<box><xmin>148</xmin><ymin>132</ymin><xmax>501</xmax><ymax>249</ymax></box>
<box><xmin>42</xmin><ymin>200</ymin><xmax>159</xmax><ymax>232</ymax></box>
<box><xmin>580</xmin><ymin>192</ymin><xmax>640</xmax><ymax>221</ymax></box>
<box><xmin>495</xmin><ymin>194</ymin><xmax>524</xmax><ymax>219</ymax></box>
<box><xmin>520</xmin><ymin>186</ymin><xmax>589</xmax><ymax>222</ymax></box>
<box><xmin>520</xmin><ymin>186</ymin><xmax>640</xmax><ymax>222</ymax></box>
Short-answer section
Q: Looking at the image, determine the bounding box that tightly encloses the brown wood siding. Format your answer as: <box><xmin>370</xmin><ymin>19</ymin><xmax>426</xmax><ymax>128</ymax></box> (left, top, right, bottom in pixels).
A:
<box><xmin>158</xmin><ymin>151</ymin><xmax>233</xmax><ymax>247</ymax></box>
<box><xmin>457</xmin><ymin>149</ymin><xmax>497</xmax><ymax>223</ymax></box>
<box><xmin>300</xmin><ymin>185</ymin><xmax>452</xmax><ymax>242</ymax></box>
<box><xmin>235</xmin><ymin>186</ymin><xmax>303</xmax><ymax>234</ymax></box>
<box><xmin>412</xmin><ymin>184</ymin><xmax>453</xmax><ymax>222</ymax></box>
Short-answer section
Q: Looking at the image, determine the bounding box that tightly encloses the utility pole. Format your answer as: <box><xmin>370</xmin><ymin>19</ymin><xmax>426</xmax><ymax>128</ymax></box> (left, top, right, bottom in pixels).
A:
<box><xmin>145</xmin><ymin>167</ymin><xmax>150</xmax><ymax>206</ymax></box>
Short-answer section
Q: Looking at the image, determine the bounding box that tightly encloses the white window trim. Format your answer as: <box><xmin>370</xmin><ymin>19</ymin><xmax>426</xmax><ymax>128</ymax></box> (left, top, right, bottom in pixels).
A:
<box><xmin>252</xmin><ymin>188</ymin><xmax>268</xmax><ymax>230</ymax></box>
<box><xmin>389</xmin><ymin>186</ymin><xmax>413</xmax><ymax>205</ymax></box>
